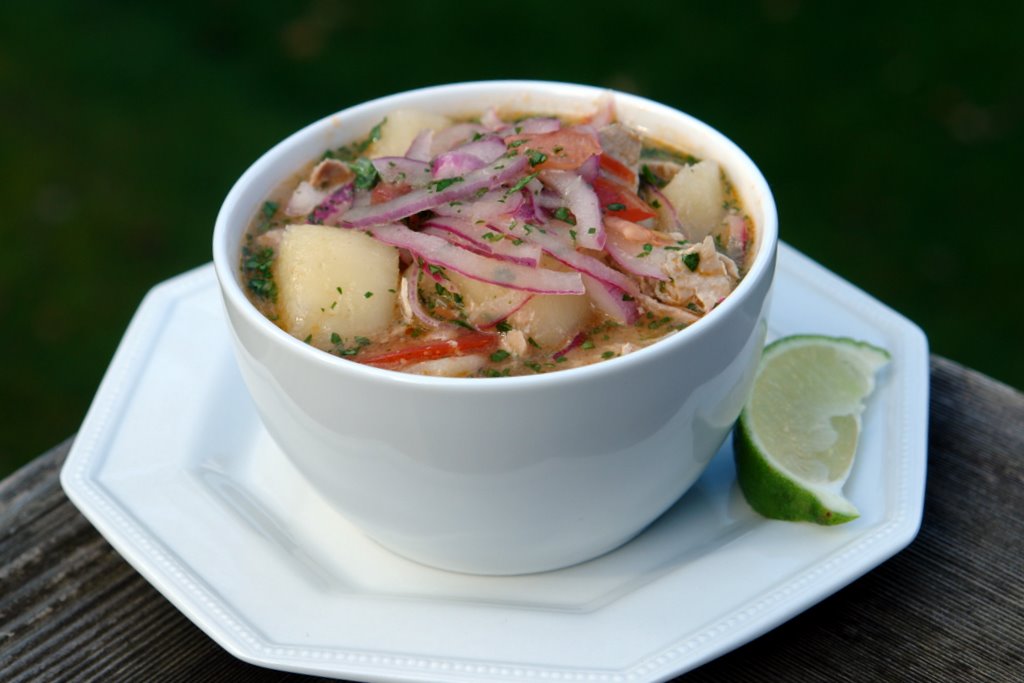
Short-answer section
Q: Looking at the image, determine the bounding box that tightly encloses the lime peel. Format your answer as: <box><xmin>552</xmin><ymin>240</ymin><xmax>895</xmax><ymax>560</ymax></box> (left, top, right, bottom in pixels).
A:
<box><xmin>733</xmin><ymin>335</ymin><xmax>890</xmax><ymax>525</ymax></box>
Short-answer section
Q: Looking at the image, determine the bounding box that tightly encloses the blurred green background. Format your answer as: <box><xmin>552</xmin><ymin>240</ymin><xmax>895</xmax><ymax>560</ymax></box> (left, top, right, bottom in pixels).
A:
<box><xmin>1</xmin><ymin>1</ymin><xmax>1020</xmax><ymax>477</ymax></box>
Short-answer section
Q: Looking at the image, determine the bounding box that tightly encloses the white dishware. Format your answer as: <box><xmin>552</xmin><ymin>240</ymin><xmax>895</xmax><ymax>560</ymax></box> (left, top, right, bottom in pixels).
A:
<box><xmin>61</xmin><ymin>244</ymin><xmax>929</xmax><ymax>681</ymax></box>
<box><xmin>212</xmin><ymin>81</ymin><xmax>779</xmax><ymax>574</ymax></box>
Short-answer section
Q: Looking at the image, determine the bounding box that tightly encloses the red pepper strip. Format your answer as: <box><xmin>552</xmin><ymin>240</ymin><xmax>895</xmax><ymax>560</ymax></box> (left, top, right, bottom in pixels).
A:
<box><xmin>356</xmin><ymin>332</ymin><xmax>500</xmax><ymax>367</ymax></box>
<box><xmin>598</xmin><ymin>154</ymin><xmax>638</xmax><ymax>188</ymax></box>
<box><xmin>593</xmin><ymin>176</ymin><xmax>657</xmax><ymax>222</ymax></box>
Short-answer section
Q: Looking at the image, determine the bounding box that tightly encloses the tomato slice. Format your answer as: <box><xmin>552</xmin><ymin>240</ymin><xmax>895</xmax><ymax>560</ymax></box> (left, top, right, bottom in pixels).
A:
<box><xmin>503</xmin><ymin>129</ymin><xmax>601</xmax><ymax>172</ymax></box>
<box><xmin>357</xmin><ymin>332</ymin><xmax>499</xmax><ymax>367</ymax></box>
<box><xmin>598</xmin><ymin>154</ymin><xmax>638</xmax><ymax>188</ymax></box>
<box><xmin>592</xmin><ymin>176</ymin><xmax>656</xmax><ymax>222</ymax></box>
<box><xmin>371</xmin><ymin>182</ymin><xmax>413</xmax><ymax>205</ymax></box>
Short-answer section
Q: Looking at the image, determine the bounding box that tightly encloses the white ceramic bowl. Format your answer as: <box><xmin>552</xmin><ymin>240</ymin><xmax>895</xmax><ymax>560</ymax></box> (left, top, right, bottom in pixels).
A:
<box><xmin>213</xmin><ymin>81</ymin><xmax>778</xmax><ymax>575</ymax></box>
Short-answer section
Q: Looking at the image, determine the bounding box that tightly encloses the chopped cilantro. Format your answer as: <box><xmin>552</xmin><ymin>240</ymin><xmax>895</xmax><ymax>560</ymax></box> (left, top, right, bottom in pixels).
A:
<box><xmin>639</xmin><ymin>164</ymin><xmax>667</xmax><ymax>188</ymax></box>
<box><xmin>553</xmin><ymin>206</ymin><xmax>575</xmax><ymax>224</ymax></box>
<box><xmin>507</xmin><ymin>172</ymin><xmax>538</xmax><ymax>194</ymax></box>
<box><xmin>348</xmin><ymin>157</ymin><xmax>379</xmax><ymax>190</ymax></box>
<box><xmin>526</xmin><ymin>149</ymin><xmax>548</xmax><ymax>166</ymax></box>
<box><xmin>364</xmin><ymin>291</ymin><xmax>374</xmax><ymax>298</ymax></box>
<box><xmin>496</xmin><ymin>321</ymin><xmax>513</xmax><ymax>332</ymax></box>
<box><xmin>581</xmin><ymin>340</ymin><xmax>595</xmax><ymax>350</ymax></box>
<box><xmin>508</xmin><ymin>139</ymin><xmax>526</xmax><ymax>148</ymax></box>
<box><xmin>606</xmin><ymin>202</ymin><xmax>626</xmax><ymax>212</ymax></box>
<box><xmin>683</xmin><ymin>252</ymin><xmax>701</xmax><ymax>271</ymax></box>
<box><xmin>490</xmin><ymin>349</ymin><xmax>511</xmax><ymax>362</ymax></box>
<box><xmin>261</xmin><ymin>201</ymin><xmax>278</xmax><ymax>218</ymax></box>
<box><xmin>431</xmin><ymin>176</ymin><xmax>464</xmax><ymax>192</ymax></box>
<box><xmin>242</xmin><ymin>246</ymin><xmax>277</xmax><ymax>301</ymax></box>
<box><xmin>601</xmin><ymin>351</ymin><xmax>616</xmax><ymax>360</ymax></box>
<box><xmin>481</xmin><ymin>232</ymin><xmax>503</xmax><ymax>242</ymax></box>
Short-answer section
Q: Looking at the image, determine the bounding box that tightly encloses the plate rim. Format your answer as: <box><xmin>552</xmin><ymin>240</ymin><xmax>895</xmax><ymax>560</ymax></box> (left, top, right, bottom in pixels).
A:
<box><xmin>60</xmin><ymin>242</ymin><xmax>929</xmax><ymax>682</ymax></box>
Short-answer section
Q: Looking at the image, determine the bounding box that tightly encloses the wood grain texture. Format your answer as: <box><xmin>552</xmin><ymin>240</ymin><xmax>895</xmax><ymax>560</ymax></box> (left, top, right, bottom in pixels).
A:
<box><xmin>1</xmin><ymin>357</ymin><xmax>1021</xmax><ymax>682</ymax></box>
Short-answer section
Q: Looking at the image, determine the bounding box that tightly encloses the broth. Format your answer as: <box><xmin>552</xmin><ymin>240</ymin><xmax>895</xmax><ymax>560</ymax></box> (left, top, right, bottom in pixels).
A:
<box><xmin>240</xmin><ymin>103</ymin><xmax>754</xmax><ymax>377</ymax></box>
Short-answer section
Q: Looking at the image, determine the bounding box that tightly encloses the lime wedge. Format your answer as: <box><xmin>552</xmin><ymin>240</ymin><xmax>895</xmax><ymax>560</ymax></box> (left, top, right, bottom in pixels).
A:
<box><xmin>733</xmin><ymin>335</ymin><xmax>890</xmax><ymax>525</ymax></box>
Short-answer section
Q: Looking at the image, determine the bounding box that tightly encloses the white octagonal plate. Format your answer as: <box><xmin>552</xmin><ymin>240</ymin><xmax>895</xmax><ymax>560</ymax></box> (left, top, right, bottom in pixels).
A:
<box><xmin>61</xmin><ymin>243</ymin><xmax>928</xmax><ymax>682</ymax></box>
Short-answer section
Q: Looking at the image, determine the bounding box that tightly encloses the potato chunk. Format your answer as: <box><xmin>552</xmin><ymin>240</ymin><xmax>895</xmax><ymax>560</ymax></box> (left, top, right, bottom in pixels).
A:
<box><xmin>508</xmin><ymin>292</ymin><xmax>591</xmax><ymax>352</ymax></box>
<box><xmin>368</xmin><ymin>109</ymin><xmax>452</xmax><ymax>158</ymax></box>
<box><xmin>445</xmin><ymin>272</ymin><xmax>531</xmax><ymax>328</ymax></box>
<box><xmin>273</xmin><ymin>224</ymin><xmax>399</xmax><ymax>346</ymax></box>
<box><xmin>661</xmin><ymin>160</ymin><xmax>725</xmax><ymax>241</ymax></box>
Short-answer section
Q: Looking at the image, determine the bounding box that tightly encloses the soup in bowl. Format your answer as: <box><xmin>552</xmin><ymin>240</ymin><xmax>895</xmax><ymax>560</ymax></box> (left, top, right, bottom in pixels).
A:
<box><xmin>213</xmin><ymin>81</ymin><xmax>778</xmax><ymax>575</ymax></box>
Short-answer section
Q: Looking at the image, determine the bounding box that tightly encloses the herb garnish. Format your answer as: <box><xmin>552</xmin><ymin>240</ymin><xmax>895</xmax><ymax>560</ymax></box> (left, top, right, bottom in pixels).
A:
<box><xmin>348</xmin><ymin>157</ymin><xmax>380</xmax><ymax>190</ymax></box>
<box><xmin>606</xmin><ymin>202</ymin><xmax>626</xmax><ymax>212</ymax></box>
<box><xmin>553</xmin><ymin>206</ymin><xmax>575</xmax><ymax>224</ymax></box>
<box><xmin>242</xmin><ymin>246</ymin><xmax>277</xmax><ymax>301</ymax></box>
<box><xmin>526</xmin><ymin>149</ymin><xmax>548</xmax><ymax>166</ymax></box>
<box><xmin>639</xmin><ymin>164</ymin><xmax>666</xmax><ymax>188</ymax></box>
<box><xmin>431</xmin><ymin>176</ymin><xmax>464</xmax><ymax>192</ymax></box>
<box><xmin>507</xmin><ymin>172</ymin><xmax>538</xmax><ymax>194</ymax></box>
<box><xmin>682</xmin><ymin>252</ymin><xmax>701</xmax><ymax>271</ymax></box>
<box><xmin>490</xmin><ymin>349</ymin><xmax>511</xmax><ymax>362</ymax></box>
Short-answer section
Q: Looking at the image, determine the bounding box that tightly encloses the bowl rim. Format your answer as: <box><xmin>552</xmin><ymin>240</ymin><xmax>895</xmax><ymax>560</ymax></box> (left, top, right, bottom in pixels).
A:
<box><xmin>212</xmin><ymin>79</ymin><xmax>778</xmax><ymax>391</ymax></box>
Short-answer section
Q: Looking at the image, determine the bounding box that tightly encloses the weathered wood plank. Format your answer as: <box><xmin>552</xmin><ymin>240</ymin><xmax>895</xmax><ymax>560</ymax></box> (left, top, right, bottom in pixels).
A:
<box><xmin>0</xmin><ymin>357</ymin><xmax>1021</xmax><ymax>682</ymax></box>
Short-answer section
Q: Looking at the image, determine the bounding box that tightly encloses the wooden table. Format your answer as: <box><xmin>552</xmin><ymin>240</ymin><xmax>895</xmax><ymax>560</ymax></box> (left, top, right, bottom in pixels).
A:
<box><xmin>1</xmin><ymin>357</ymin><xmax>1021</xmax><ymax>681</ymax></box>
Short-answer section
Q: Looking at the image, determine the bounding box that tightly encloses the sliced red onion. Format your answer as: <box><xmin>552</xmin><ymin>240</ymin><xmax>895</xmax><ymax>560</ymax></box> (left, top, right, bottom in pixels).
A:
<box><xmin>425</xmin><ymin>216</ymin><xmax>542</xmax><ymax>267</ymax></box>
<box><xmin>341</xmin><ymin>155</ymin><xmax>529</xmax><ymax>228</ymax></box>
<box><xmin>494</xmin><ymin>220</ymin><xmax>639</xmax><ymax>296</ymax></box>
<box><xmin>285</xmin><ymin>181</ymin><xmax>328</xmax><ymax>217</ymax></box>
<box><xmin>499</xmin><ymin>117</ymin><xmax>561</xmax><ymax>136</ymax></box>
<box><xmin>534</xmin><ymin>189</ymin><xmax>564</xmax><ymax>210</ymax></box>
<box><xmin>431</xmin><ymin>122</ymin><xmax>488</xmax><ymax>154</ymax></box>
<box><xmin>640</xmin><ymin>184</ymin><xmax>683</xmax><ymax>232</ymax></box>
<box><xmin>511</xmin><ymin>189</ymin><xmax>542</xmax><ymax>223</ymax></box>
<box><xmin>603</xmin><ymin>221</ymin><xmax>670</xmax><ymax>281</ymax></box>
<box><xmin>309</xmin><ymin>183</ymin><xmax>354</xmax><ymax>225</ymax></box>
<box><xmin>401</xmin><ymin>261</ymin><xmax>445</xmax><ymax>328</ymax></box>
<box><xmin>405</xmin><ymin>129</ymin><xmax>433</xmax><ymax>162</ymax></box>
<box><xmin>431</xmin><ymin>152</ymin><xmax>486</xmax><ymax>179</ymax></box>
<box><xmin>432</xmin><ymin>136</ymin><xmax>507</xmax><ymax>178</ymax></box>
<box><xmin>372</xmin><ymin>157</ymin><xmax>432</xmax><ymax>187</ymax></box>
<box><xmin>582</xmin><ymin>274</ymin><xmax>639</xmax><ymax>325</ymax></box>
<box><xmin>552</xmin><ymin>331</ymin><xmax>586</xmax><ymax>360</ymax></box>
<box><xmin>422</xmin><ymin>226</ymin><xmax>494</xmax><ymax>258</ymax></box>
<box><xmin>433</xmin><ymin>189</ymin><xmax>524</xmax><ymax>222</ymax></box>
<box><xmin>367</xmin><ymin>223</ymin><xmax>585</xmax><ymax>295</ymax></box>
<box><xmin>458</xmin><ymin>136</ymin><xmax>508</xmax><ymax>163</ymax></box>
<box><xmin>539</xmin><ymin>170</ymin><xmax>605</xmax><ymax>249</ymax></box>
<box><xmin>578</xmin><ymin>154</ymin><xmax>600</xmax><ymax>183</ymax></box>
